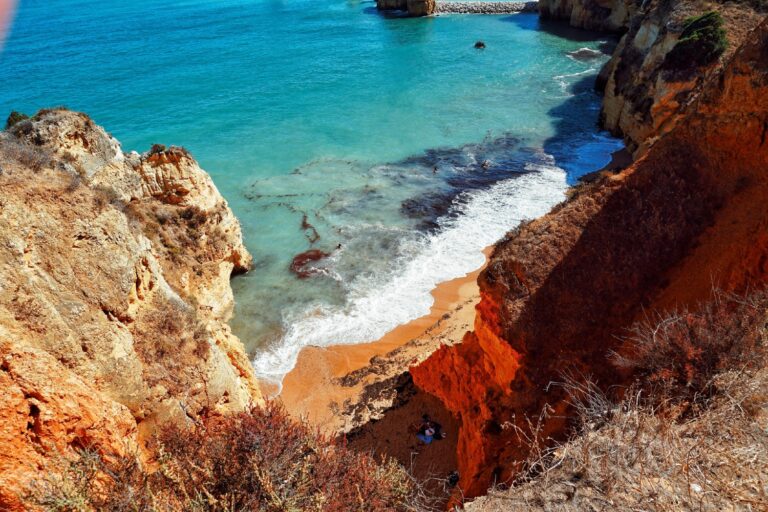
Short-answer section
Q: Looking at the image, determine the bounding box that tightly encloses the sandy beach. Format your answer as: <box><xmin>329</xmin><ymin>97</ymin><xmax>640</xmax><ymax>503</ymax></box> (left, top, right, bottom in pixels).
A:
<box><xmin>275</xmin><ymin>249</ymin><xmax>490</xmax><ymax>433</ymax></box>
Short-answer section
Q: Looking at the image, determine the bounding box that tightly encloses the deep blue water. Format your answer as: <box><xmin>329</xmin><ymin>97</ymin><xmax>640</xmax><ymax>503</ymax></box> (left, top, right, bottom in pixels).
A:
<box><xmin>1</xmin><ymin>0</ymin><xmax>622</xmax><ymax>386</ymax></box>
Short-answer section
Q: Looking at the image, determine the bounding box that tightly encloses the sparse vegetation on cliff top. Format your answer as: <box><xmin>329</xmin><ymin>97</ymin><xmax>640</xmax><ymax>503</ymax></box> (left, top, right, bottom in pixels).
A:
<box><xmin>4</xmin><ymin>111</ymin><xmax>29</xmax><ymax>130</ymax></box>
<box><xmin>663</xmin><ymin>12</ymin><xmax>728</xmax><ymax>78</ymax></box>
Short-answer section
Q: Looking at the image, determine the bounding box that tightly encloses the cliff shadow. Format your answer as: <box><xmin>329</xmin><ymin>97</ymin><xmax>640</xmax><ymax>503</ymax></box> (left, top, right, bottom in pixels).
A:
<box><xmin>425</xmin><ymin>78</ymin><xmax>768</xmax><ymax>492</ymax></box>
<box><xmin>501</xmin><ymin>14</ymin><xmax>618</xmax><ymax>54</ymax></box>
<box><xmin>542</xmin><ymin>74</ymin><xmax>625</xmax><ymax>182</ymax></box>
<box><xmin>344</xmin><ymin>374</ymin><xmax>461</xmax><ymax>507</ymax></box>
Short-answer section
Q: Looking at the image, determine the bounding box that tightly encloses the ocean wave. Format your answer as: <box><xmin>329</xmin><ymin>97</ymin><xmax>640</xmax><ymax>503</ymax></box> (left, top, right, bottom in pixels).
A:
<box><xmin>252</xmin><ymin>154</ymin><xmax>568</xmax><ymax>389</ymax></box>
<box><xmin>552</xmin><ymin>68</ymin><xmax>598</xmax><ymax>96</ymax></box>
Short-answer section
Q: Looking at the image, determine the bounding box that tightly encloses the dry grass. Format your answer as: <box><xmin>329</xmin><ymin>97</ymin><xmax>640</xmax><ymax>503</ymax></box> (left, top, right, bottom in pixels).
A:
<box><xmin>470</xmin><ymin>369</ymin><xmax>767</xmax><ymax>511</ymax></box>
<box><xmin>466</xmin><ymin>291</ymin><xmax>768</xmax><ymax>512</ymax></box>
<box><xmin>129</xmin><ymin>295</ymin><xmax>211</xmax><ymax>395</ymax></box>
<box><xmin>0</xmin><ymin>133</ymin><xmax>53</xmax><ymax>173</ymax></box>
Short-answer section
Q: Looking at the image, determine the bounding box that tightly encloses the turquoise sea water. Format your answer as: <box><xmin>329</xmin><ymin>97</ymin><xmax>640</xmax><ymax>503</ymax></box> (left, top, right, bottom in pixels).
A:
<box><xmin>1</xmin><ymin>0</ymin><xmax>622</xmax><ymax>387</ymax></box>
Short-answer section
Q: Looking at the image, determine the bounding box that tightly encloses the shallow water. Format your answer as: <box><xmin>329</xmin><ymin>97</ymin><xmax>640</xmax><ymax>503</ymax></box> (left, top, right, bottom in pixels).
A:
<box><xmin>0</xmin><ymin>1</ymin><xmax>623</xmax><ymax>385</ymax></box>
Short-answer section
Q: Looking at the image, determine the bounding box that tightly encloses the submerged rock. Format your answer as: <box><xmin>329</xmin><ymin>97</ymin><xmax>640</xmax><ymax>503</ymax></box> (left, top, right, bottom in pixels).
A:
<box><xmin>290</xmin><ymin>249</ymin><xmax>331</xmax><ymax>278</ymax></box>
<box><xmin>567</xmin><ymin>47</ymin><xmax>602</xmax><ymax>60</ymax></box>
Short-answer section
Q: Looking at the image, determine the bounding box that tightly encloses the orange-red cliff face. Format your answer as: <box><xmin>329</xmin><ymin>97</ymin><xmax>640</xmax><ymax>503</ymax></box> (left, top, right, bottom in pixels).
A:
<box><xmin>411</xmin><ymin>17</ymin><xmax>768</xmax><ymax>498</ymax></box>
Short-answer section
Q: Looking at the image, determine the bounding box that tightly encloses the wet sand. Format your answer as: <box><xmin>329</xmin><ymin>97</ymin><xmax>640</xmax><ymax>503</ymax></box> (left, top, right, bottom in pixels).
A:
<box><xmin>275</xmin><ymin>249</ymin><xmax>490</xmax><ymax>433</ymax></box>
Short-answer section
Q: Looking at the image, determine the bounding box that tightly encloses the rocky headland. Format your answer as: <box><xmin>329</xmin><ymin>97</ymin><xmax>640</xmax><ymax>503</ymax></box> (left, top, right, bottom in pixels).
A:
<box><xmin>415</xmin><ymin>10</ymin><xmax>768</xmax><ymax>493</ymax></box>
<box><xmin>2</xmin><ymin>0</ymin><xmax>767</xmax><ymax>510</ymax></box>
<box><xmin>0</xmin><ymin>110</ymin><xmax>262</xmax><ymax>510</ymax></box>
<box><xmin>278</xmin><ymin>1</ymin><xmax>768</xmax><ymax>509</ymax></box>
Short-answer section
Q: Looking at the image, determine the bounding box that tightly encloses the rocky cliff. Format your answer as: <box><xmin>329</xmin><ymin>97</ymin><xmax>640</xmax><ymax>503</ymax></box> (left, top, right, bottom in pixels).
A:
<box><xmin>539</xmin><ymin>0</ymin><xmax>635</xmax><ymax>31</ymax></box>
<box><xmin>541</xmin><ymin>0</ymin><xmax>763</xmax><ymax>155</ymax></box>
<box><xmin>598</xmin><ymin>1</ymin><xmax>764</xmax><ymax>155</ymax></box>
<box><xmin>0</xmin><ymin>110</ymin><xmax>261</xmax><ymax>510</ymax></box>
<box><xmin>410</xmin><ymin>14</ymin><xmax>768</xmax><ymax>498</ymax></box>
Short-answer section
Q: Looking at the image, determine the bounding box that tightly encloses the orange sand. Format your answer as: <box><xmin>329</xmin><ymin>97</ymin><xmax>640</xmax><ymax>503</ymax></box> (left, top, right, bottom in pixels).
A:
<box><xmin>275</xmin><ymin>249</ymin><xmax>490</xmax><ymax>431</ymax></box>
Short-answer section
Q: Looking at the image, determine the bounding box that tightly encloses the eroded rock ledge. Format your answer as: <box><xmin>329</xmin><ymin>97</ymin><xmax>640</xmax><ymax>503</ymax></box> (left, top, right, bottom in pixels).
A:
<box><xmin>0</xmin><ymin>110</ymin><xmax>261</xmax><ymax>510</ymax></box>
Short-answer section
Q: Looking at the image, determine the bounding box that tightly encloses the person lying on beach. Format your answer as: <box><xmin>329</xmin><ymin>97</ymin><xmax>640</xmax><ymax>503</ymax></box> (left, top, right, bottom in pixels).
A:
<box><xmin>416</xmin><ymin>414</ymin><xmax>447</xmax><ymax>444</ymax></box>
<box><xmin>416</xmin><ymin>425</ymin><xmax>436</xmax><ymax>444</ymax></box>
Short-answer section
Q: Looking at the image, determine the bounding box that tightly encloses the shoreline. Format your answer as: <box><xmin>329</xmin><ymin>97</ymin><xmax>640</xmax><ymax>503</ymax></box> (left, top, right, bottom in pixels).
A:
<box><xmin>272</xmin><ymin>247</ymin><xmax>491</xmax><ymax>431</ymax></box>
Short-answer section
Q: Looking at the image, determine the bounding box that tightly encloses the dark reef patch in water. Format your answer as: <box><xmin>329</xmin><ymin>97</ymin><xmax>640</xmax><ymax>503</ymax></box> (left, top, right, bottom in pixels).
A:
<box><xmin>401</xmin><ymin>191</ymin><xmax>457</xmax><ymax>231</ymax></box>
<box><xmin>393</xmin><ymin>134</ymin><xmax>537</xmax><ymax>232</ymax></box>
<box><xmin>301</xmin><ymin>213</ymin><xmax>321</xmax><ymax>244</ymax></box>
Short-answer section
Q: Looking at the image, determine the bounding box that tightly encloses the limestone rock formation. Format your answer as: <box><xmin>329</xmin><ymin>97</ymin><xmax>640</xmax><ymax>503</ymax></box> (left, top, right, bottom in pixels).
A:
<box><xmin>376</xmin><ymin>0</ymin><xmax>436</xmax><ymax>17</ymax></box>
<box><xmin>407</xmin><ymin>0</ymin><xmax>436</xmax><ymax>16</ymax></box>
<box><xmin>539</xmin><ymin>0</ymin><xmax>635</xmax><ymax>32</ymax></box>
<box><xmin>411</xmin><ymin>15</ymin><xmax>768</xmax><ymax>498</ymax></box>
<box><xmin>540</xmin><ymin>0</ymin><xmax>762</xmax><ymax>156</ymax></box>
<box><xmin>0</xmin><ymin>110</ymin><xmax>261</xmax><ymax>509</ymax></box>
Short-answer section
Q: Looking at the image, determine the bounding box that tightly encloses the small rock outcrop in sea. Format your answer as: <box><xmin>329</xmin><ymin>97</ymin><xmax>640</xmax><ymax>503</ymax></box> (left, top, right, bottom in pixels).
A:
<box><xmin>375</xmin><ymin>0</ymin><xmax>436</xmax><ymax>17</ymax></box>
<box><xmin>407</xmin><ymin>0</ymin><xmax>436</xmax><ymax>16</ymax></box>
<box><xmin>0</xmin><ymin>109</ymin><xmax>262</xmax><ymax>510</ymax></box>
<box><xmin>474</xmin><ymin>41</ymin><xmax>486</xmax><ymax>49</ymax></box>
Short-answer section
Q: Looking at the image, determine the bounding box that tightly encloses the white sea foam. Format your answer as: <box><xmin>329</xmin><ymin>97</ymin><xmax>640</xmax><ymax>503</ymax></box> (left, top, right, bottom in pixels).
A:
<box><xmin>252</xmin><ymin>156</ymin><xmax>568</xmax><ymax>389</ymax></box>
<box><xmin>552</xmin><ymin>68</ymin><xmax>596</xmax><ymax>95</ymax></box>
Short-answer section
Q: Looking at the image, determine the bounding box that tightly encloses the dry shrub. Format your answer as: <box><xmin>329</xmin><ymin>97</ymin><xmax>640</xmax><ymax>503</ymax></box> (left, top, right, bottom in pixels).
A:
<box><xmin>5</xmin><ymin>110</ymin><xmax>29</xmax><ymax>130</ymax></box>
<box><xmin>31</xmin><ymin>403</ymin><xmax>424</xmax><ymax>512</ymax></box>
<box><xmin>132</xmin><ymin>296</ymin><xmax>210</xmax><ymax>377</ymax></box>
<box><xmin>0</xmin><ymin>134</ymin><xmax>53</xmax><ymax>172</ymax></box>
<box><xmin>31</xmin><ymin>449</ymin><xmax>150</xmax><ymax>512</ymax></box>
<box><xmin>613</xmin><ymin>289</ymin><xmax>767</xmax><ymax>393</ymax></box>
<box><xmin>125</xmin><ymin>202</ymin><xmax>230</xmax><ymax>264</ymax></box>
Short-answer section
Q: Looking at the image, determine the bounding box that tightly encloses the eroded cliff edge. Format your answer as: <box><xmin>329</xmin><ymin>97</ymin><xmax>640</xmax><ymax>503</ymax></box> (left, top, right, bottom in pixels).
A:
<box><xmin>411</xmin><ymin>12</ymin><xmax>768</xmax><ymax>499</ymax></box>
<box><xmin>0</xmin><ymin>110</ymin><xmax>262</xmax><ymax>509</ymax></box>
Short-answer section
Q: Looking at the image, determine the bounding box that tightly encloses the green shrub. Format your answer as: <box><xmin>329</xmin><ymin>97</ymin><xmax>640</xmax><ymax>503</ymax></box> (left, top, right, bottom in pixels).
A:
<box><xmin>5</xmin><ymin>111</ymin><xmax>29</xmax><ymax>130</ymax></box>
<box><xmin>662</xmin><ymin>12</ymin><xmax>727</xmax><ymax>77</ymax></box>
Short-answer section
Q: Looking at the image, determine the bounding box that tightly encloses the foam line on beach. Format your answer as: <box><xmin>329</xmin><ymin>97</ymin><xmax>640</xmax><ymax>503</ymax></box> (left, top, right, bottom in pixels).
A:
<box><xmin>252</xmin><ymin>156</ymin><xmax>567</xmax><ymax>387</ymax></box>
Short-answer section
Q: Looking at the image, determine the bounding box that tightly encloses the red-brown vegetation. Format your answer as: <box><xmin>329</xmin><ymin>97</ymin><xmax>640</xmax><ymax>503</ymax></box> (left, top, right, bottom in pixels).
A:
<box><xmin>32</xmin><ymin>402</ymin><xmax>423</xmax><ymax>512</ymax></box>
